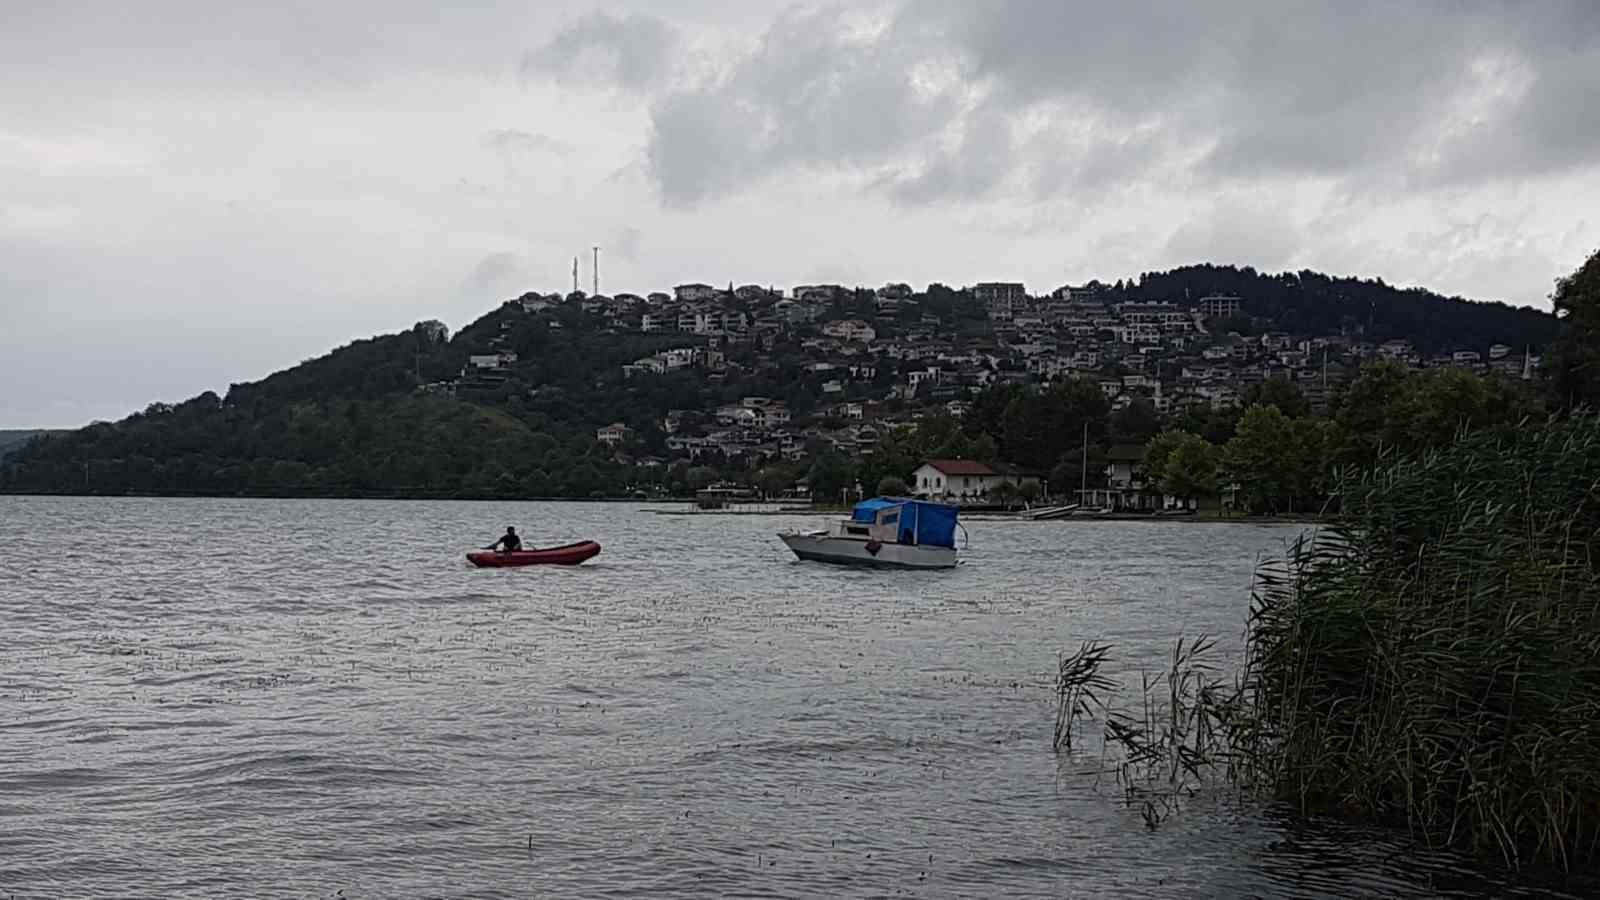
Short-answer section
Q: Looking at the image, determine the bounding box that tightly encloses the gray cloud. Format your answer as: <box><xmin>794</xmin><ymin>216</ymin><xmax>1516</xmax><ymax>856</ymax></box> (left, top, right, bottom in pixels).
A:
<box><xmin>483</xmin><ymin>129</ymin><xmax>570</xmax><ymax>156</ymax></box>
<box><xmin>633</xmin><ymin>5</ymin><xmax>970</xmax><ymax>207</ymax></box>
<box><xmin>885</xmin><ymin>107</ymin><xmax>1016</xmax><ymax>205</ymax></box>
<box><xmin>462</xmin><ymin>252</ymin><xmax>526</xmax><ymax>302</ymax></box>
<box><xmin>522</xmin><ymin>1</ymin><xmax>1600</xmax><ymax>206</ymax></box>
<box><xmin>610</xmin><ymin>226</ymin><xmax>643</xmax><ymax>263</ymax></box>
<box><xmin>1164</xmin><ymin>199</ymin><xmax>1306</xmax><ymax>273</ymax></box>
<box><xmin>521</xmin><ymin>11</ymin><xmax>678</xmax><ymax>90</ymax></box>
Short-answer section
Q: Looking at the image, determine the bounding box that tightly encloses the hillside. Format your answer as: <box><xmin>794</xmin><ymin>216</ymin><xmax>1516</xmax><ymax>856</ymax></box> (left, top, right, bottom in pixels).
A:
<box><xmin>0</xmin><ymin>308</ymin><xmax>673</xmax><ymax>498</ymax></box>
<box><xmin>0</xmin><ymin>430</ymin><xmax>61</xmax><ymax>459</ymax></box>
<box><xmin>1104</xmin><ymin>264</ymin><xmax>1556</xmax><ymax>352</ymax></box>
<box><xmin>0</xmin><ymin>264</ymin><xmax>1560</xmax><ymax>499</ymax></box>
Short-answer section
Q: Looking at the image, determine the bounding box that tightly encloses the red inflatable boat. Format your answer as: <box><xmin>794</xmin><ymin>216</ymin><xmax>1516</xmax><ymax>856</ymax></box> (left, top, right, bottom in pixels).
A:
<box><xmin>466</xmin><ymin>541</ymin><xmax>602</xmax><ymax>568</ymax></box>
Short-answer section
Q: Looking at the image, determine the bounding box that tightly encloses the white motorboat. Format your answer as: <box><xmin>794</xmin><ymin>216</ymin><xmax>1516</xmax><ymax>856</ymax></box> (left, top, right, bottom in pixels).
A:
<box><xmin>779</xmin><ymin>497</ymin><xmax>963</xmax><ymax>569</ymax></box>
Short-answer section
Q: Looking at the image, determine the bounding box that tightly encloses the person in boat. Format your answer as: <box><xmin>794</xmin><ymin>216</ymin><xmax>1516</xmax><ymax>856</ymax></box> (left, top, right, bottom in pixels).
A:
<box><xmin>485</xmin><ymin>526</ymin><xmax>522</xmax><ymax>553</ymax></box>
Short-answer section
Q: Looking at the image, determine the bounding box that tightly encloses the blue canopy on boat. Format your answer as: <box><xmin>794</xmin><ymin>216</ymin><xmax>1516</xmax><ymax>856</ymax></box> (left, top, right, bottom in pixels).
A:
<box><xmin>850</xmin><ymin>497</ymin><xmax>960</xmax><ymax>549</ymax></box>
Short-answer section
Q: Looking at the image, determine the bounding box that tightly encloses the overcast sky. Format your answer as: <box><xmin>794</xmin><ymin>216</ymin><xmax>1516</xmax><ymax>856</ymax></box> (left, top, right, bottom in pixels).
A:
<box><xmin>4</xmin><ymin>1</ymin><xmax>1598</xmax><ymax>428</ymax></box>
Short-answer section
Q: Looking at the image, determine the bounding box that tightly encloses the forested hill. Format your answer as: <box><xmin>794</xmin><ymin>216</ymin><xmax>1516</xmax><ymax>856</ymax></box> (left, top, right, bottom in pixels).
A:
<box><xmin>0</xmin><ymin>301</ymin><xmax>700</xmax><ymax>498</ymax></box>
<box><xmin>0</xmin><ymin>430</ymin><xmax>61</xmax><ymax>458</ymax></box>
<box><xmin>1102</xmin><ymin>264</ymin><xmax>1556</xmax><ymax>352</ymax></box>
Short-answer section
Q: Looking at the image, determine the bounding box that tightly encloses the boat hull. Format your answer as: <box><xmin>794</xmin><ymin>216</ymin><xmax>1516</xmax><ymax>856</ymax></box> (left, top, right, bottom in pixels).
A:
<box><xmin>778</xmin><ymin>533</ymin><xmax>957</xmax><ymax>569</ymax></box>
<box><xmin>466</xmin><ymin>541</ymin><xmax>601</xmax><ymax>567</ymax></box>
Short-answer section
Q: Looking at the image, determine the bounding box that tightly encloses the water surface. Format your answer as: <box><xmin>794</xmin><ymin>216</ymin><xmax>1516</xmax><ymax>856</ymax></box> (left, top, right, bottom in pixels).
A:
<box><xmin>0</xmin><ymin>497</ymin><xmax>1585</xmax><ymax>897</ymax></box>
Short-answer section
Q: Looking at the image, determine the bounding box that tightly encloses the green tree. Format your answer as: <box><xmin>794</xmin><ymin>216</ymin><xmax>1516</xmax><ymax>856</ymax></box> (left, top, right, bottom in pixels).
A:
<box><xmin>1242</xmin><ymin>377</ymin><xmax>1311</xmax><ymax>418</ymax></box>
<box><xmin>999</xmin><ymin>378</ymin><xmax>1110</xmax><ymax>472</ymax></box>
<box><xmin>1334</xmin><ymin>361</ymin><xmax>1543</xmax><ymax>470</ymax></box>
<box><xmin>1147</xmin><ymin>430</ymin><xmax>1220</xmax><ymax>500</ymax></box>
<box><xmin>1286</xmin><ymin>417</ymin><xmax>1333</xmax><ymax>507</ymax></box>
<box><xmin>1110</xmin><ymin>398</ymin><xmax>1162</xmax><ymax>444</ymax></box>
<box><xmin>755</xmin><ymin>465</ymin><xmax>794</xmax><ymax>498</ymax></box>
<box><xmin>1173</xmin><ymin>404</ymin><xmax>1244</xmax><ymax>444</ymax></box>
<box><xmin>1547</xmin><ymin>247</ymin><xmax>1600</xmax><ymax>411</ymax></box>
<box><xmin>1332</xmin><ymin>360</ymin><xmax>1415</xmax><ymax>468</ymax></box>
<box><xmin>968</xmin><ymin>432</ymin><xmax>999</xmax><ymax>463</ymax></box>
<box><xmin>992</xmin><ymin>480</ymin><xmax>1018</xmax><ymax>508</ymax></box>
<box><xmin>808</xmin><ymin>452</ymin><xmax>854</xmax><ymax>503</ymax></box>
<box><xmin>877</xmin><ymin>475</ymin><xmax>910</xmax><ymax>496</ymax></box>
<box><xmin>1224</xmin><ymin>404</ymin><xmax>1296</xmax><ymax>514</ymax></box>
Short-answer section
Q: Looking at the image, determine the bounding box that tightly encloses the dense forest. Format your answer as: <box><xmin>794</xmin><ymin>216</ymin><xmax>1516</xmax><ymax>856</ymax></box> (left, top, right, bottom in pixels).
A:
<box><xmin>0</xmin><ymin>305</ymin><xmax>703</xmax><ymax>498</ymax></box>
<box><xmin>1101</xmin><ymin>264</ymin><xmax>1558</xmax><ymax>352</ymax></box>
<box><xmin>0</xmin><ymin>430</ymin><xmax>59</xmax><ymax>459</ymax></box>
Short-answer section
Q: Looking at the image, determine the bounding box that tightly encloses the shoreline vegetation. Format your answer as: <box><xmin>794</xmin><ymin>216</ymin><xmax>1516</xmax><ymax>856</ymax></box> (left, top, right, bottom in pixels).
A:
<box><xmin>1058</xmin><ymin>413</ymin><xmax>1600</xmax><ymax>871</ymax></box>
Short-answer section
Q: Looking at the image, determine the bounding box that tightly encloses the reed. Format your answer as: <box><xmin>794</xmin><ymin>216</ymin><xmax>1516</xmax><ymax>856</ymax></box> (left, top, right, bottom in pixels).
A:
<box><xmin>1238</xmin><ymin>415</ymin><xmax>1600</xmax><ymax>868</ymax></box>
<box><xmin>1052</xmin><ymin>641</ymin><xmax>1114</xmax><ymax>752</ymax></box>
<box><xmin>1055</xmin><ymin>416</ymin><xmax>1600</xmax><ymax>866</ymax></box>
<box><xmin>1054</xmin><ymin>635</ymin><xmax>1237</xmax><ymax>827</ymax></box>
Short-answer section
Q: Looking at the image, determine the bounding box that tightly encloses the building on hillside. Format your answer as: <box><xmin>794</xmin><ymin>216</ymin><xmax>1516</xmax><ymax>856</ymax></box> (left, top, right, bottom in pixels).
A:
<box><xmin>972</xmin><ymin>282</ymin><xmax>1027</xmax><ymax>322</ymax></box>
<box><xmin>596</xmin><ymin>422</ymin><xmax>634</xmax><ymax>447</ymax></box>
<box><xmin>467</xmin><ymin>352</ymin><xmax>517</xmax><ymax>370</ymax></box>
<box><xmin>971</xmin><ymin>282</ymin><xmax>1027</xmax><ymax>303</ymax></box>
<box><xmin>1119</xmin><ymin>302</ymin><xmax>1190</xmax><ymax>328</ymax></box>
<box><xmin>1197</xmin><ymin>294</ymin><xmax>1242</xmax><ymax>319</ymax></box>
<box><xmin>912</xmin><ymin>459</ymin><xmax>1040</xmax><ymax>502</ymax></box>
<box><xmin>674</xmin><ymin>283</ymin><xmax>718</xmax><ymax>302</ymax></box>
<box><xmin>792</xmin><ymin>284</ymin><xmax>843</xmax><ymax>303</ymax></box>
<box><xmin>821</xmin><ymin>319</ymin><xmax>877</xmax><ymax>343</ymax></box>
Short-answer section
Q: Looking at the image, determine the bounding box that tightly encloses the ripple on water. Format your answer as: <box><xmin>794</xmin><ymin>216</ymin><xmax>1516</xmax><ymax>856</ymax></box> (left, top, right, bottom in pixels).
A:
<box><xmin>0</xmin><ymin>497</ymin><xmax>1592</xmax><ymax>898</ymax></box>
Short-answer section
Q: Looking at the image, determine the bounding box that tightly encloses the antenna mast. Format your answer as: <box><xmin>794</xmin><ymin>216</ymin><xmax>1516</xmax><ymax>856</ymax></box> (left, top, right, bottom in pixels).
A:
<box><xmin>572</xmin><ymin>256</ymin><xmax>578</xmax><ymax>294</ymax></box>
<box><xmin>593</xmin><ymin>246</ymin><xmax>600</xmax><ymax>296</ymax></box>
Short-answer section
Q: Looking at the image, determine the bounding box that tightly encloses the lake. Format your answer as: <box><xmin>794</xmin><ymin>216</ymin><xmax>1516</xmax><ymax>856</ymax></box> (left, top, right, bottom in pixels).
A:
<box><xmin>0</xmin><ymin>496</ymin><xmax>1586</xmax><ymax>897</ymax></box>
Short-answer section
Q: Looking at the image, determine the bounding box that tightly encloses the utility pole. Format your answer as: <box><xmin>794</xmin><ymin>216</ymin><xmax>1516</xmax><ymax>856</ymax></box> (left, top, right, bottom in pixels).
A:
<box><xmin>592</xmin><ymin>246</ymin><xmax>600</xmax><ymax>296</ymax></box>
<box><xmin>572</xmin><ymin>256</ymin><xmax>578</xmax><ymax>294</ymax></box>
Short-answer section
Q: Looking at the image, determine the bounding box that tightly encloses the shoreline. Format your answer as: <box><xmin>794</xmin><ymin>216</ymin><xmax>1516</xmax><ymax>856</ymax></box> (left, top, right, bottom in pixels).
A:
<box><xmin>2</xmin><ymin>490</ymin><xmax>1324</xmax><ymax>524</ymax></box>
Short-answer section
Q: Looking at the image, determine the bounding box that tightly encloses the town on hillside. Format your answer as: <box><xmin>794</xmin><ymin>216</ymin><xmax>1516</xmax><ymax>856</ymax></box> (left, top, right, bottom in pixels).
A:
<box><xmin>420</xmin><ymin>276</ymin><xmax>1546</xmax><ymax>506</ymax></box>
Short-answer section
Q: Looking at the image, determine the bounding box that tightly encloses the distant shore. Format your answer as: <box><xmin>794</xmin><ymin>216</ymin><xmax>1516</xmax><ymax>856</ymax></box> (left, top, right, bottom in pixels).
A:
<box><xmin>2</xmin><ymin>490</ymin><xmax>1325</xmax><ymax>525</ymax></box>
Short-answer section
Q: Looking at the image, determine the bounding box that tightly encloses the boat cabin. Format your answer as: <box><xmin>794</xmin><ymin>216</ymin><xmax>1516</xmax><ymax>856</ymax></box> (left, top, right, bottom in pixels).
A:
<box><xmin>830</xmin><ymin>497</ymin><xmax>960</xmax><ymax>548</ymax></box>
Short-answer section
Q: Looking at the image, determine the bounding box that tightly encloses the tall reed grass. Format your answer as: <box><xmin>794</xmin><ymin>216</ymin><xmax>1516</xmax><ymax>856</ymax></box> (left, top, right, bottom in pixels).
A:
<box><xmin>1239</xmin><ymin>416</ymin><xmax>1600</xmax><ymax>868</ymax></box>
<box><xmin>1056</xmin><ymin>416</ymin><xmax>1600</xmax><ymax>867</ymax></box>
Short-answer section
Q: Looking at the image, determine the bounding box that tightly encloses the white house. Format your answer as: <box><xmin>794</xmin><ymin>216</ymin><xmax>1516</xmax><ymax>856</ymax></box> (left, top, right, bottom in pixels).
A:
<box><xmin>912</xmin><ymin>459</ymin><xmax>1039</xmax><ymax>502</ymax></box>
<box><xmin>822</xmin><ymin>319</ymin><xmax>877</xmax><ymax>343</ymax></box>
<box><xmin>674</xmin><ymin>283</ymin><xmax>718</xmax><ymax>302</ymax></box>
<box><xmin>468</xmin><ymin>352</ymin><xmax>517</xmax><ymax>370</ymax></box>
<box><xmin>596</xmin><ymin>422</ymin><xmax>634</xmax><ymax>447</ymax></box>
